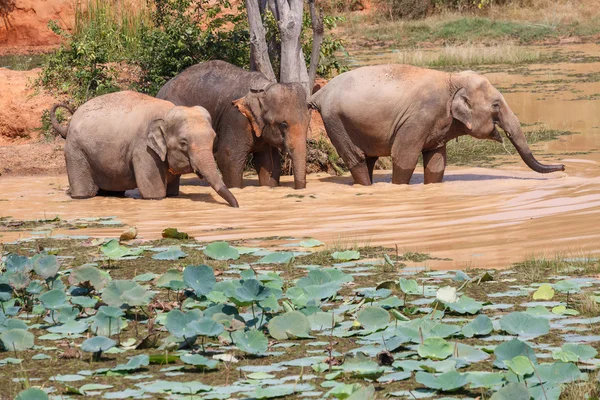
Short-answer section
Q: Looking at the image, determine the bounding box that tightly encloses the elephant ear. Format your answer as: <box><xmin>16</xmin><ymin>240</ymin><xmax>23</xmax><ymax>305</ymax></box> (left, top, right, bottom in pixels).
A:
<box><xmin>451</xmin><ymin>88</ymin><xmax>473</xmax><ymax>130</ymax></box>
<box><xmin>148</xmin><ymin>119</ymin><xmax>167</xmax><ymax>161</ymax></box>
<box><xmin>232</xmin><ymin>90</ymin><xmax>266</xmax><ymax>137</ymax></box>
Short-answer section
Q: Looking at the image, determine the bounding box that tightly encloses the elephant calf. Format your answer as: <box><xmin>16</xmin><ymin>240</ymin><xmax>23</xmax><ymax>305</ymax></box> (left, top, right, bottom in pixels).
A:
<box><xmin>157</xmin><ymin>60</ymin><xmax>310</xmax><ymax>189</ymax></box>
<box><xmin>50</xmin><ymin>91</ymin><xmax>239</xmax><ymax>207</ymax></box>
<box><xmin>310</xmin><ymin>64</ymin><xmax>565</xmax><ymax>185</ymax></box>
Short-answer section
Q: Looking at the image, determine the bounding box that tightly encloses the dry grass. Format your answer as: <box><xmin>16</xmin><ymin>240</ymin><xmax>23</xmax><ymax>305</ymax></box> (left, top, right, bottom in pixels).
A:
<box><xmin>561</xmin><ymin>377</ymin><xmax>600</xmax><ymax>400</ymax></box>
<box><xmin>395</xmin><ymin>43</ymin><xmax>542</xmax><ymax>67</ymax></box>
<box><xmin>574</xmin><ymin>293</ymin><xmax>600</xmax><ymax>316</ymax></box>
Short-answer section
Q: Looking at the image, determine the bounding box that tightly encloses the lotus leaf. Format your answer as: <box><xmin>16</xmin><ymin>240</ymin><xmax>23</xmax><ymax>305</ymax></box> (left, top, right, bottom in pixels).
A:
<box><xmin>8</xmin><ymin>272</ymin><xmax>31</xmax><ymax>290</ymax></box>
<box><xmin>31</xmin><ymin>255</ymin><xmax>59</xmax><ymax>279</ymax></box>
<box><xmin>466</xmin><ymin>372</ymin><xmax>505</xmax><ymax>389</ymax></box>
<box><xmin>102</xmin><ymin>280</ymin><xmax>154</xmax><ymax>308</ymax></box>
<box><xmin>461</xmin><ymin>314</ymin><xmax>493</xmax><ymax>338</ymax></box>
<box><xmin>418</xmin><ymin>338</ymin><xmax>453</xmax><ymax>360</ymax></box>
<box><xmin>112</xmin><ymin>354</ymin><xmax>150</xmax><ymax>372</ymax></box>
<box><xmin>183</xmin><ymin>265</ymin><xmax>215</xmax><ymax>296</ymax></box>
<box><xmin>489</xmin><ymin>383</ymin><xmax>530</xmax><ymax>400</ymax></box>
<box><xmin>179</xmin><ymin>353</ymin><xmax>219</xmax><ymax>369</ymax></box>
<box><xmin>71</xmin><ymin>296</ymin><xmax>97</xmax><ymax>308</ymax></box>
<box><xmin>101</xmin><ymin>239</ymin><xmax>143</xmax><ymax>260</ymax></box>
<box><xmin>152</xmin><ymin>247</ymin><xmax>187</xmax><ymax>260</ymax></box>
<box><xmin>553</xmin><ymin>279</ymin><xmax>581</xmax><ymax>293</ymax></box>
<box><xmin>446</xmin><ymin>295</ymin><xmax>483</xmax><ymax>314</ymax></box>
<box><xmin>493</xmin><ymin>339</ymin><xmax>537</xmax><ymax>369</ymax></box>
<box><xmin>415</xmin><ymin>370</ymin><xmax>468</xmax><ymax>391</ymax></box>
<box><xmin>499</xmin><ymin>312</ymin><xmax>550</xmax><ymax>339</ymax></box>
<box><xmin>505</xmin><ymin>355</ymin><xmax>534</xmax><ymax>376</ymax></box>
<box><xmin>81</xmin><ymin>336</ymin><xmax>116</xmax><ymax>353</ymax></box>
<box><xmin>154</xmin><ymin>269</ymin><xmax>183</xmax><ymax>288</ymax></box>
<box><xmin>165</xmin><ymin>309</ymin><xmax>202</xmax><ymax>338</ymax></box>
<box><xmin>377</xmin><ymin>371</ymin><xmax>412</xmax><ymax>383</ymax></box>
<box><xmin>400</xmin><ymin>278</ymin><xmax>420</xmax><ymax>295</ymax></box>
<box><xmin>204</xmin><ymin>241</ymin><xmax>239</xmax><ymax>261</ymax></box>
<box><xmin>269</xmin><ymin>311</ymin><xmax>312</xmax><ymax>340</ymax></box>
<box><xmin>68</xmin><ymin>266</ymin><xmax>111</xmax><ymax>291</ymax></box>
<box><xmin>553</xmin><ymin>343</ymin><xmax>597</xmax><ymax>362</ymax></box>
<box><xmin>257</xmin><ymin>252</ymin><xmax>295</xmax><ymax>264</ymax></box>
<box><xmin>534</xmin><ymin>361</ymin><xmax>582</xmax><ymax>384</ymax></box>
<box><xmin>234</xmin><ymin>279</ymin><xmax>272</xmax><ymax>303</ymax></box>
<box><xmin>48</xmin><ymin>320</ymin><xmax>89</xmax><ymax>335</ymax></box>
<box><xmin>331</xmin><ymin>250</ymin><xmax>360</xmax><ymax>261</ymax></box>
<box><xmin>341</xmin><ymin>352</ymin><xmax>385</xmax><ymax>380</ymax></box>
<box><xmin>356</xmin><ymin>306</ymin><xmax>390</xmax><ymax>330</ymax></box>
<box><xmin>15</xmin><ymin>388</ymin><xmax>48</xmax><ymax>400</ymax></box>
<box><xmin>533</xmin><ymin>284</ymin><xmax>554</xmax><ymax>300</ymax></box>
<box><xmin>187</xmin><ymin>318</ymin><xmax>224</xmax><ymax>337</ymax></box>
<box><xmin>170</xmin><ymin>382</ymin><xmax>212</xmax><ymax>394</ymax></box>
<box><xmin>307</xmin><ymin>312</ymin><xmax>343</xmax><ymax>331</ymax></box>
<box><xmin>299</xmin><ymin>239</ymin><xmax>324</xmax><ymax>248</ymax></box>
<box><xmin>232</xmin><ymin>329</ymin><xmax>268</xmax><ymax>354</ymax></box>
<box><xmin>0</xmin><ymin>328</ymin><xmax>34</xmax><ymax>351</ymax></box>
<box><xmin>453</xmin><ymin>343</ymin><xmax>490</xmax><ymax>363</ymax></box>
<box><xmin>551</xmin><ymin>305</ymin><xmax>579</xmax><ymax>315</ymax></box>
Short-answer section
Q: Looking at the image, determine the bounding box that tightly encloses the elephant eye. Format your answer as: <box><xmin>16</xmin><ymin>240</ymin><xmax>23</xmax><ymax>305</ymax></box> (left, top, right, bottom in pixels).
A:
<box><xmin>179</xmin><ymin>139</ymin><xmax>188</xmax><ymax>149</ymax></box>
<box><xmin>279</xmin><ymin>121</ymin><xmax>289</xmax><ymax>131</ymax></box>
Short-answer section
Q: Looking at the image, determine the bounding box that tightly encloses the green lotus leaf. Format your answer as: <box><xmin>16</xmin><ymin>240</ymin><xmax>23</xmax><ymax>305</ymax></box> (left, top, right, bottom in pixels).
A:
<box><xmin>533</xmin><ymin>284</ymin><xmax>554</xmax><ymax>300</ymax></box>
<box><xmin>39</xmin><ymin>289</ymin><xmax>67</xmax><ymax>310</ymax></box>
<box><xmin>31</xmin><ymin>254</ymin><xmax>59</xmax><ymax>280</ymax></box>
<box><xmin>268</xmin><ymin>311</ymin><xmax>312</xmax><ymax>340</ymax></box>
<box><xmin>466</xmin><ymin>371</ymin><xmax>505</xmax><ymax>389</ymax></box>
<box><xmin>341</xmin><ymin>352</ymin><xmax>385</xmax><ymax>380</ymax></box>
<box><xmin>493</xmin><ymin>338</ymin><xmax>537</xmax><ymax>369</ymax></box>
<box><xmin>234</xmin><ymin>279</ymin><xmax>272</xmax><ymax>303</ymax></box>
<box><xmin>551</xmin><ymin>305</ymin><xmax>579</xmax><ymax>315</ymax></box>
<box><xmin>15</xmin><ymin>388</ymin><xmax>49</xmax><ymax>400</ymax></box>
<box><xmin>299</xmin><ymin>239</ymin><xmax>324</xmax><ymax>248</ymax></box>
<box><xmin>489</xmin><ymin>383</ymin><xmax>530</xmax><ymax>400</ymax></box>
<box><xmin>180</xmin><ymin>354</ymin><xmax>219</xmax><ymax>369</ymax></box>
<box><xmin>71</xmin><ymin>296</ymin><xmax>97</xmax><ymax>308</ymax></box>
<box><xmin>0</xmin><ymin>329</ymin><xmax>34</xmax><ymax>351</ymax></box>
<box><xmin>307</xmin><ymin>311</ymin><xmax>343</xmax><ymax>331</ymax></box>
<box><xmin>257</xmin><ymin>252</ymin><xmax>295</xmax><ymax>264</ymax></box>
<box><xmin>183</xmin><ymin>265</ymin><xmax>215</xmax><ymax>296</ymax></box>
<box><xmin>453</xmin><ymin>342</ymin><xmax>490</xmax><ymax>363</ymax></box>
<box><xmin>7</xmin><ymin>271</ymin><xmax>31</xmax><ymax>290</ymax></box>
<box><xmin>399</xmin><ymin>278</ymin><xmax>420</xmax><ymax>295</ymax></box>
<box><xmin>534</xmin><ymin>361</ymin><xmax>582</xmax><ymax>384</ymax></box>
<box><xmin>505</xmin><ymin>355</ymin><xmax>535</xmax><ymax>376</ymax></box>
<box><xmin>154</xmin><ymin>269</ymin><xmax>183</xmax><ymax>288</ymax></box>
<box><xmin>47</xmin><ymin>320</ymin><xmax>89</xmax><ymax>335</ymax></box>
<box><xmin>356</xmin><ymin>306</ymin><xmax>390</xmax><ymax>330</ymax></box>
<box><xmin>446</xmin><ymin>295</ymin><xmax>483</xmax><ymax>314</ymax></box>
<box><xmin>553</xmin><ymin>343</ymin><xmax>597</xmax><ymax>362</ymax></box>
<box><xmin>80</xmin><ymin>336</ymin><xmax>116</xmax><ymax>353</ymax></box>
<box><xmin>461</xmin><ymin>314</ymin><xmax>493</xmax><ymax>338</ymax></box>
<box><xmin>101</xmin><ymin>280</ymin><xmax>154</xmax><ymax>308</ymax></box>
<box><xmin>418</xmin><ymin>337</ymin><xmax>453</xmax><ymax>360</ymax></box>
<box><xmin>187</xmin><ymin>317</ymin><xmax>224</xmax><ymax>337</ymax></box>
<box><xmin>165</xmin><ymin>309</ymin><xmax>202</xmax><ymax>338</ymax></box>
<box><xmin>246</xmin><ymin>385</ymin><xmax>296</xmax><ymax>399</ymax></box>
<box><xmin>170</xmin><ymin>382</ymin><xmax>212</xmax><ymax>394</ymax></box>
<box><xmin>91</xmin><ymin>308</ymin><xmax>126</xmax><ymax>336</ymax></box>
<box><xmin>5</xmin><ymin>254</ymin><xmax>31</xmax><ymax>273</ymax></box>
<box><xmin>553</xmin><ymin>279</ymin><xmax>581</xmax><ymax>293</ymax></box>
<box><xmin>203</xmin><ymin>241</ymin><xmax>239</xmax><ymax>261</ymax></box>
<box><xmin>499</xmin><ymin>312</ymin><xmax>550</xmax><ymax>339</ymax></box>
<box><xmin>101</xmin><ymin>239</ymin><xmax>143</xmax><ymax>260</ymax></box>
<box><xmin>151</xmin><ymin>246</ymin><xmax>187</xmax><ymax>260</ymax></box>
<box><xmin>415</xmin><ymin>370</ymin><xmax>468</xmax><ymax>391</ymax></box>
<box><xmin>232</xmin><ymin>329</ymin><xmax>268</xmax><ymax>354</ymax></box>
<box><xmin>112</xmin><ymin>354</ymin><xmax>149</xmax><ymax>372</ymax></box>
<box><xmin>331</xmin><ymin>250</ymin><xmax>360</xmax><ymax>261</ymax></box>
<box><xmin>68</xmin><ymin>265</ymin><xmax>111</xmax><ymax>291</ymax></box>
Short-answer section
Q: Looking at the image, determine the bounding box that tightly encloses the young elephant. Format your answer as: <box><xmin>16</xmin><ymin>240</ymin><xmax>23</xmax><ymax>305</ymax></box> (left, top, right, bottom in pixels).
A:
<box><xmin>310</xmin><ymin>64</ymin><xmax>565</xmax><ymax>185</ymax></box>
<box><xmin>157</xmin><ymin>60</ymin><xmax>310</xmax><ymax>189</ymax></box>
<box><xmin>50</xmin><ymin>91</ymin><xmax>239</xmax><ymax>207</ymax></box>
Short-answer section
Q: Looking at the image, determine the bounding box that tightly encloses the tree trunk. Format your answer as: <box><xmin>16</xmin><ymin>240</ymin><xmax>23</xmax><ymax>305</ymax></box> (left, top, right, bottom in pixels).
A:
<box><xmin>246</xmin><ymin>0</ymin><xmax>276</xmax><ymax>82</ymax></box>
<box><xmin>308</xmin><ymin>0</ymin><xmax>324</xmax><ymax>93</ymax></box>
<box><xmin>274</xmin><ymin>0</ymin><xmax>309</xmax><ymax>94</ymax></box>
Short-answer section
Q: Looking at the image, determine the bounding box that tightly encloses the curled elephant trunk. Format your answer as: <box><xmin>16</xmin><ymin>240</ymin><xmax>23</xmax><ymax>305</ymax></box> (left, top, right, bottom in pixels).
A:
<box><xmin>191</xmin><ymin>151</ymin><xmax>239</xmax><ymax>208</ymax></box>
<box><xmin>287</xmin><ymin>125</ymin><xmax>308</xmax><ymax>190</ymax></box>
<box><xmin>499</xmin><ymin>109</ymin><xmax>565</xmax><ymax>174</ymax></box>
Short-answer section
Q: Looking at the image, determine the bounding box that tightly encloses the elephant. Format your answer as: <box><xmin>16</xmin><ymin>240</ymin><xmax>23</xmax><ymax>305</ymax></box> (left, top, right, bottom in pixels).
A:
<box><xmin>309</xmin><ymin>64</ymin><xmax>565</xmax><ymax>185</ymax></box>
<box><xmin>156</xmin><ymin>60</ymin><xmax>310</xmax><ymax>189</ymax></box>
<box><xmin>49</xmin><ymin>90</ymin><xmax>239</xmax><ymax>207</ymax></box>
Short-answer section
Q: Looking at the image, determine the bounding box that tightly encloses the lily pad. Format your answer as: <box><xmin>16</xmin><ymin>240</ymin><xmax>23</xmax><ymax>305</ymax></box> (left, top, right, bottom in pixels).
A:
<box><xmin>32</xmin><ymin>255</ymin><xmax>59</xmax><ymax>279</ymax></box>
<box><xmin>15</xmin><ymin>388</ymin><xmax>49</xmax><ymax>400</ymax></box>
<box><xmin>299</xmin><ymin>239</ymin><xmax>324</xmax><ymax>248</ymax></box>
<box><xmin>152</xmin><ymin>247</ymin><xmax>187</xmax><ymax>260</ymax></box>
<box><xmin>400</xmin><ymin>279</ymin><xmax>421</xmax><ymax>295</ymax></box>
<box><xmin>499</xmin><ymin>312</ymin><xmax>550</xmax><ymax>339</ymax></box>
<box><xmin>0</xmin><ymin>329</ymin><xmax>34</xmax><ymax>351</ymax></box>
<box><xmin>533</xmin><ymin>284</ymin><xmax>554</xmax><ymax>300</ymax></box>
<box><xmin>446</xmin><ymin>296</ymin><xmax>483</xmax><ymax>314</ymax></box>
<box><xmin>461</xmin><ymin>314</ymin><xmax>493</xmax><ymax>338</ymax></box>
<box><xmin>332</xmin><ymin>251</ymin><xmax>360</xmax><ymax>261</ymax></box>
<box><xmin>415</xmin><ymin>370</ymin><xmax>468</xmax><ymax>391</ymax></box>
<box><xmin>232</xmin><ymin>329</ymin><xmax>268</xmax><ymax>354</ymax></box>
<box><xmin>489</xmin><ymin>383</ymin><xmax>530</xmax><ymax>400</ymax></box>
<box><xmin>493</xmin><ymin>339</ymin><xmax>537</xmax><ymax>369</ymax></box>
<box><xmin>180</xmin><ymin>354</ymin><xmax>219</xmax><ymax>370</ymax></box>
<box><xmin>183</xmin><ymin>265</ymin><xmax>216</xmax><ymax>296</ymax></box>
<box><xmin>258</xmin><ymin>252</ymin><xmax>295</xmax><ymax>264</ymax></box>
<box><xmin>204</xmin><ymin>242</ymin><xmax>239</xmax><ymax>261</ymax></box>
<box><xmin>269</xmin><ymin>311</ymin><xmax>312</xmax><ymax>340</ymax></box>
<box><xmin>68</xmin><ymin>266</ymin><xmax>111</xmax><ymax>291</ymax></box>
<box><xmin>356</xmin><ymin>306</ymin><xmax>390</xmax><ymax>331</ymax></box>
<box><xmin>81</xmin><ymin>336</ymin><xmax>116</xmax><ymax>354</ymax></box>
<box><xmin>418</xmin><ymin>338</ymin><xmax>453</xmax><ymax>360</ymax></box>
<box><xmin>505</xmin><ymin>355</ymin><xmax>534</xmax><ymax>376</ymax></box>
<box><xmin>39</xmin><ymin>289</ymin><xmax>67</xmax><ymax>310</ymax></box>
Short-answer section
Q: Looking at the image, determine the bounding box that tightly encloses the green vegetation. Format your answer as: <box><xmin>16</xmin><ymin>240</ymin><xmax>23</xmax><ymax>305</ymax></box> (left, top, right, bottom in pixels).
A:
<box><xmin>1</xmin><ymin>230</ymin><xmax>600</xmax><ymax>398</ymax></box>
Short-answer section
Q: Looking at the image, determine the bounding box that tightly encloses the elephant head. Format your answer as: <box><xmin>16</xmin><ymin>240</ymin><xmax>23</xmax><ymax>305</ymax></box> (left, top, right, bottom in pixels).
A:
<box><xmin>147</xmin><ymin>106</ymin><xmax>239</xmax><ymax>207</ymax></box>
<box><xmin>232</xmin><ymin>82</ymin><xmax>310</xmax><ymax>189</ymax></box>
<box><xmin>449</xmin><ymin>72</ymin><xmax>565</xmax><ymax>174</ymax></box>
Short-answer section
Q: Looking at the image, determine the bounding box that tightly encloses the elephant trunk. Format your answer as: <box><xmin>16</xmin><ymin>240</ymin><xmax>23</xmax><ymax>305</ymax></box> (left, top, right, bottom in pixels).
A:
<box><xmin>287</xmin><ymin>126</ymin><xmax>308</xmax><ymax>189</ymax></box>
<box><xmin>499</xmin><ymin>108</ymin><xmax>565</xmax><ymax>174</ymax></box>
<box><xmin>191</xmin><ymin>150</ymin><xmax>239</xmax><ymax>208</ymax></box>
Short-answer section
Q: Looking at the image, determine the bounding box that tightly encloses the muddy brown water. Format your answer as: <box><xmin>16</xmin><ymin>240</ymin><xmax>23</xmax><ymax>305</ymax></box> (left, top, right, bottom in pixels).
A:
<box><xmin>2</xmin><ymin>44</ymin><xmax>600</xmax><ymax>269</ymax></box>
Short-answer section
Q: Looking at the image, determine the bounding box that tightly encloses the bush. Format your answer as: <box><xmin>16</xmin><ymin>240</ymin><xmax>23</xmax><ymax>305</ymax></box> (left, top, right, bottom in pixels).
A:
<box><xmin>377</xmin><ymin>0</ymin><xmax>431</xmax><ymax>20</ymax></box>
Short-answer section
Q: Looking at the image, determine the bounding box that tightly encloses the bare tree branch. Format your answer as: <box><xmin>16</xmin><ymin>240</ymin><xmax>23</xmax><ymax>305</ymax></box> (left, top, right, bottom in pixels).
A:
<box><xmin>246</xmin><ymin>0</ymin><xmax>276</xmax><ymax>81</ymax></box>
<box><xmin>308</xmin><ymin>0</ymin><xmax>324</xmax><ymax>93</ymax></box>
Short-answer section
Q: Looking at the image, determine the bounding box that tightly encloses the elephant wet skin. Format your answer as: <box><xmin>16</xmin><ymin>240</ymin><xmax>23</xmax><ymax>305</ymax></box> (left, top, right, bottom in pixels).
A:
<box><xmin>50</xmin><ymin>91</ymin><xmax>239</xmax><ymax>207</ymax></box>
<box><xmin>157</xmin><ymin>60</ymin><xmax>310</xmax><ymax>189</ymax></box>
<box><xmin>309</xmin><ymin>64</ymin><xmax>565</xmax><ymax>185</ymax></box>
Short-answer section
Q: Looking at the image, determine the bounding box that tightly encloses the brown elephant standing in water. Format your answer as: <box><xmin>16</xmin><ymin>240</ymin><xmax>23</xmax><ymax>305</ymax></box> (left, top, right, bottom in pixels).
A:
<box><xmin>309</xmin><ymin>64</ymin><xmax>565</xmax><ymax>185</ymax></box>
<box><xmin>157</xmin><ymin>60</ymin><xmax>311</xmax><ymax>189</ymax></box>
<box><xmin>50</xmin><ymin>91</ymin><xmax>239</xmax><ymax>207</ymax></box>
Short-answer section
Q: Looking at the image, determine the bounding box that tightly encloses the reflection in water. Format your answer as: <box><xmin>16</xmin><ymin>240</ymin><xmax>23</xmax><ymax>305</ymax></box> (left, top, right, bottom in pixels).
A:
<box><xmin>2</xmin><ymin>44</ymin><xmax>600</xmax><ymax>269</ymax></box>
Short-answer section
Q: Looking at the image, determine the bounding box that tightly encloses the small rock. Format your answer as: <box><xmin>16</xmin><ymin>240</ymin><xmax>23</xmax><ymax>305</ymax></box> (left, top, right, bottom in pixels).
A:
<box><xmin>120</xmin><ymin>226</ymin><xmax>138</xmax><ymax>241</ymax></box>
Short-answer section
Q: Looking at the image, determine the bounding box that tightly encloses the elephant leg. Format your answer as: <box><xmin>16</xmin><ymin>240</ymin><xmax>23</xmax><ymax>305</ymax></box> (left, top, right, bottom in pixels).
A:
<box><xmin>422</xmin><ymin>146</ymin><xmax>447</xmax><ymax>184</ymax></box>
<box><xmin>366</xmin><ymin>157</ymin><xmax>378</xmax><ymax>183</ymax></box>
<box><xmin>65</xmin><ymin>152</ymin><xmax>98</xmax><ymax>199</ymax></box>
<box><xmin>391</xmin><ymin>144</ymin><xmax>421</xmax><ymax>185</ymax></box>
<box><xmin>321</xmin><ymin>114</ymin><xmax>370</xmax><ymax>185</ymax></box>
<box><xmin>216</xmin><ymin>146</ymin><xmax>246</xmax><ymax>189</ymax></box>
<box><xmin>253</xmin><ymin>147</ymin><xmax>281</xmax><ymax>187</ymax></box>
<box><xmin>166</xmin><ymin>174</ymin><xmax>181</xmax><ymax>197</ymax></box>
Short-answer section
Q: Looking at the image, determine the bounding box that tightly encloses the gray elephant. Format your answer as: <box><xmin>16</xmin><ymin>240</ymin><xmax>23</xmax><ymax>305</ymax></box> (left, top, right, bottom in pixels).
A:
<box><xmin>157</xmin><ymin>60</ymin><xmax>310</xmax><ymax>189</ymax></box>
<box><xmin>50</xmin><ymin>90</ymin><xmax>239</xmax><ymax>207</ymax></box>
<box><xmin>309</xmin><ymin>64</ymin><xmax>565</xmax><ymax>185</ymax></box>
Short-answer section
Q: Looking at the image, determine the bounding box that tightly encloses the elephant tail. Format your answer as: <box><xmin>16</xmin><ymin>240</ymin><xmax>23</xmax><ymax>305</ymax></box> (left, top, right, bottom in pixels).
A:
<box><xmin>50</xmin><ymin>103</ymin><xmax>75</xmax><ymax>139</ymax></box>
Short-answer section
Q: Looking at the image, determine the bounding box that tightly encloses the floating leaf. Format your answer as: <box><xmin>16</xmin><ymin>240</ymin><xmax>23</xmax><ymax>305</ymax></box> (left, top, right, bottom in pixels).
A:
<box><xmin>356</xmin><ymin>306</ymin><xmax>390</xmax><ymax>330</ymax></box>
<box><xmin>505</xmin><ymin>355</ymin><xmax>535</xmax><ymax>376</ymax></box>
<box><xmin>81</xmin><ymin>336</ymin><xmax>116</xmax><ymax>353</ymax></box>
<box><xmin>102</xmin><ymin>280</ymin><xmax>154</xmax><ymax>308</ymax></box>
<box><xmin>165</xmin><ymin>309</ymin><xmax>202</xmax><ymax>339</ymax></box>
<box><xmin>187</xmin><ymin>318</ymin><xmax>224</xmax><ymax>337</ymax></box>
<box><xmin>551</xmin><ymin>305</ymin><xmax>579</xmax><ymax>316</ymax></box>
<box><xmin>552</xmin><ymin>344</ymin><xmax>597</xmax><ymax>362</ymax></box>
<box><xmin>533</xmin><ymin>284</ymin><xmax>554</xmax><ymax>300</ymax></box>
<box><xmin>489</xmin><ymin>383</ymin><xmax>530</xmax><ymax>400</ymax></box>
<box><xmin>234</xmin><ymin>279</ymin><xmax>273</xmax><ymax>303</ymax></box>
<box><xmin>152</xmin><ymin>247</ymin><xmax>187</xmax><ymax>260</ymax></box>
<box><xmin>461</xmin><ymin>314</ymin><xmax>493</xmax><ymax>338</ymax></box>
<box><xmin>183</xmin><ymin>265</ymin><xmax>215</xmax><ymax>296</ymax></box>
<box><xmin>31</xmin><ymin>255</ymin><xmax>59</xmax><ymax>279</ymax></box>
<box><xmin>68</xmin><ymin>265</ymin><xmax>111</xmax><ymax>291</ymax></box>
<box><xmin>180</xmin><ymin>354</ymin><xmax>219</xmax><ymax>370</ymax></box>
<box><xmin>499</xmin><ymin>312</ymin><xmax>550</xmax><ymax>339</ymax></box>
<box><xmin>101</xmin><ymin>239</ymin><xmax>142</xmax><ymax>260</ymax></box>
<box><xmin>0</xmin><ymin>329</ymin><xmax>34</xmax><ymax>351</ymax></box>
<box><xmin>535</xmin><ymin>361</ymin><xmax>582</xmax><ymax>384</ymax></box>
<box><xmin>446</xmin><ymin>295</ymin><xmax>483</xmax><ymax>314</ymax></box>
<box><xmin>258</xmin><ymin>252</ymin><xmax>295</xmax><ymax>264</ymax></box>
<box><xmin>154</xmin><ymin>269</ymin><xmax>183</xmax><ymax>288</ymax></box>
<box><xmin>204</xmin><ymin>241</ymin><xmax>239</xmax><ymax>260</ymax></box>
<box><xmin>71</xmin><ymin>296</ymin><xmax>97</xmax><ymax>308</ymax></box>
<box><xmin>299</xmin><ymin>239</ymin><xmax>324</xmax><ymax>248</ymax></box>
<box><xmin>418</xmin><ymin>338</ymin><xmax>453</xmax><ymax>360</ymax></box>
<box><xmin>232</xmin><ymin>330</ymin><xmax>268</xmax><ymax>354</ymax></box>
<box><xmin>341</xmin><ymin>352</ymin><xmax>385</xmax><ymax>380</ymax></box>
<box><xmin>162</xmin><ymin>228</ymin><xmax>189</xmax><ymax>240</ymax></box>
<box><xmin>493</xmin><ymin>339</ymin><xmax>537</xmax><ymax>369</ymax></box>
<box><xmin>553</xmin><ymin>279</ymin><xmax>581</xmax><ymax>293</ymax></box>
<box><xmin>308</xmin><ymin>312</ymin><xmax>343</xmax><ymax>331</ymax></box>
<box><xmin>332</xmin><ymin>251</ymin><xmax>360</xmax><ymax>261</ymax></box>
<box><xmin>39</xmin><ymin>289</ymin><xmax>67</xmax><ymax>310</ymax></box>
<box><xmin>415</xmin><ymin>370</ymin><xmax>468</xmax><ymax>391</ymax></box>
<box><xmin>400</xmin><ymin>279</ymin><xmax>420</xmax><ymax>295</ymax></box>
<box><xmin>15</xmin><ymin>388</ymin><xmax>48</xmax><ymax>400</ymax></box>
<box><xmin>466</xmin><ymin>372</ymin><xmax>505</xmax><ymax>389</ymax></box>
<box><xmin>268</xmin><ymin>311</ymin><xmax>312</xmax><ymax>340</ymax></box>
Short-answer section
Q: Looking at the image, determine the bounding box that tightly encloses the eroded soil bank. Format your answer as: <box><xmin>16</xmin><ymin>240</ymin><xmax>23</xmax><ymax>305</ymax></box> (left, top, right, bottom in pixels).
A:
<box><xmin>2</xmin><ymin>44</ymin><xmax>600</xmax><ymax>269</ymax></box>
